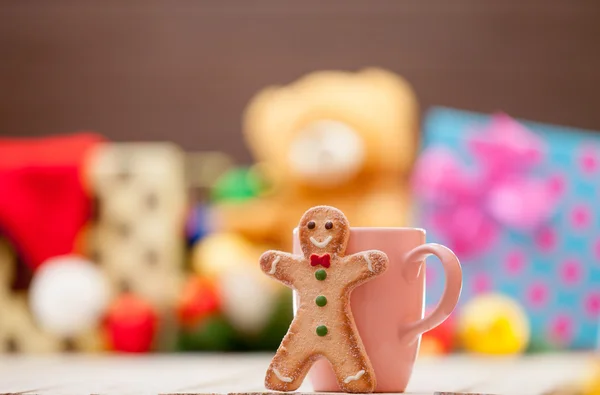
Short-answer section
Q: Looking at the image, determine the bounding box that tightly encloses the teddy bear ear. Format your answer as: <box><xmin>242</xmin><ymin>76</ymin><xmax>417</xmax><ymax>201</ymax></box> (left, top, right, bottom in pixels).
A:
<box><xmin>242</xmin><ymin>84</ymin><xmax>303</xmax><ymax>184</ymax></box>
<box><xmin>358</xmin><ymin>67</ymin><xmax>421</xmax><ymax>173</ymax></box>
<box><xmin>243</xmin><ymin>86</ymin><xmax>279</xmax><ymax>159</ymax></box>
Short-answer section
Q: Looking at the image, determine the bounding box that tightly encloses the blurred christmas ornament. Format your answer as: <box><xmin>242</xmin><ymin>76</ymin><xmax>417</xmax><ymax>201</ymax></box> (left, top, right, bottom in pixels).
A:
<box><xmin>210</xmin><ymin>166</ymin><xmax>267</xmax><ymax>203</ymax></box>
<box><xmin>185</xmin><ymin>204</ymin><xmax>211</xmax><ymax>245</ymax></box>
<box><xmin>177</xmin><ymin>276</ymin><xmax>220</xmax><ymax>327</ymax></box>
<box><xmin>217</xmin><ymin>266</ymin><xmax>278</xmax><ymax>335</ymax></box>
<box><xmin>248</xmin><ymin>288</ymin><xmax>294</xmax><ymax>351</ymax></box>
<box><xmin>191</xmin><ymin>232</ymin><xmax>262</xmax><ymax>277</ymax></box>
<box><xmin>105</xmin><ymin>294</ymin><xmax>157</xmax><ymax>353</ymax></box>
<box><xmin>459</xmin><ymin>293</ymin><xmax>530</xmax><ymax>355</ymax></box>
<box><xmin>420</xmin><ymin>309</ymin><xmax>456</xmax><ymax>355</ymax></box>
<box><xmin>29</xmin><ymin>255</ymin><xmax>109</xmax><ymax>337</ymax></box>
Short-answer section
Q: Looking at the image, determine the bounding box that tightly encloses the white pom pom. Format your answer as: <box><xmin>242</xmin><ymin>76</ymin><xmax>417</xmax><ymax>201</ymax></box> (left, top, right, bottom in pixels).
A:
<box><xmin>218</xmin><ymin>267</ymin><xmax>276</xmax><ymax>334</ymax></box>
<box><xmin>29</xmin><ymin>255</ymin><xmax>110</xmax><ymax>336</ymax></box>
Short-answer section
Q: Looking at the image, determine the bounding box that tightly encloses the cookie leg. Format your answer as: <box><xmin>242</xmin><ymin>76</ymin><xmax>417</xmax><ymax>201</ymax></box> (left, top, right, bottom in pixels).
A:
<box><xmin>265</xmin><ymin>339</ymin><xmax>317</xmax><ymax>392</ymax></box>
<box><xmin>324</xmin><ymin>340</ymin><xmax>376</xmax><ymax>393</ymax></box>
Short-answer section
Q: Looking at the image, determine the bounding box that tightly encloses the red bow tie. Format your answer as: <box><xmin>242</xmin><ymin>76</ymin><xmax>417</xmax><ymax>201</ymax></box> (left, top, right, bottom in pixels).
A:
<box><xmin>310</xmin><ymin>253</ymin><xmax>331</xmax><ymax>268</ymax></box>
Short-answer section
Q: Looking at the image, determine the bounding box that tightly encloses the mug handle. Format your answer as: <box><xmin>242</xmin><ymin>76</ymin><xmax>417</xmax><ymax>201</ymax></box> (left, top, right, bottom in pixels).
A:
<box><xmin>399</xmin><ymin>243</ymin><xmax>462</xmax><ymax>343</ymax></box>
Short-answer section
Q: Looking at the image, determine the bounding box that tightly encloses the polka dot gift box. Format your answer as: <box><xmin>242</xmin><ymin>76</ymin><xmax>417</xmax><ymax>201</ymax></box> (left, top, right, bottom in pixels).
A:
<box><xmin>413</xmin><ymin>107</ymin><xmax>600</xmax><ymax>350</ymax></box>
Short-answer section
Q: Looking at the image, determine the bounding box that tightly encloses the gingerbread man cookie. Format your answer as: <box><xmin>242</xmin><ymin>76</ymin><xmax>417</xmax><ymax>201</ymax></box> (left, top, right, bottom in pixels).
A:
<box><xmin>260</xmin><ymin>206</ymin><xmax>388</xmax><ymax>393</ymax></box>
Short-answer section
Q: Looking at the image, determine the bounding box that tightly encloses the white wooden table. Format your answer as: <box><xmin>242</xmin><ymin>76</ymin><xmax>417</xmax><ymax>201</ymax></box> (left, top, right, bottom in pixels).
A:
<box><xmin>0</xmin><ymin>353</ymin><xmax>592</xmax><ymax>395</ymax></box>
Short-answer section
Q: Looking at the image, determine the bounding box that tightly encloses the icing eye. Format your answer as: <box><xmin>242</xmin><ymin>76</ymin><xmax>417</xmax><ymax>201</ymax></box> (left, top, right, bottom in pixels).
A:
<box><xmin>325</xmin><ymin>221</ymin><xmax>333</xmax><ymax>230</ymax></box>
<box><xmin>307</xmin><ymin>221</ymin><xmax>316</xmax><ymax>229</ymax></box>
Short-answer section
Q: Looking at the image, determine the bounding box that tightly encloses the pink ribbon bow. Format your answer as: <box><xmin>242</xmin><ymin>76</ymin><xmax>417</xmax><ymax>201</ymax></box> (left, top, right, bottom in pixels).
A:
<box><xmin>412</xmin><ymin>113</ymin><xmax>560</xmax><ymax>258</ymax></box>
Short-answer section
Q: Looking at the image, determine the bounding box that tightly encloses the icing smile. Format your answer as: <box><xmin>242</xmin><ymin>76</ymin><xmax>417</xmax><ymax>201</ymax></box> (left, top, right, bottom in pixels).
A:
<box><xmin>310</xmin><ymin>236</ymin><xmax>332</xmax><ymax>248</ymax></box>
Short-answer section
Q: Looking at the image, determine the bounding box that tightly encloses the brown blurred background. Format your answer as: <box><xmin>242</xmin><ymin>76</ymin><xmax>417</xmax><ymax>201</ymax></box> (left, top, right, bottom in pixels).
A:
<box><xmin>1</xmin><ymin>1</ymin><xmax>600</xmax><ymax>163</ymax></box>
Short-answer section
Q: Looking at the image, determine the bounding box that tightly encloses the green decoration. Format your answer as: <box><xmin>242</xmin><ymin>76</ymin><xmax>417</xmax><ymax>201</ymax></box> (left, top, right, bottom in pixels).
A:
<box><xmin>315</xmin><ymin>269</ymin><xmax>327</xmax><ymax>281</ymax></box>
<box><xmin>316</xmin><ymin>325</ymin><xmax>328</xmax><ymax>337</ymax></box>
<box><xmin>210</xmin><ymin>167</ymin><xmax>267</xmax><ymax>203</ymax></box>
<box><xmin>315</xmin><ymin>295</ymin><xmax>327</xmax><ymax>307</ymax></box>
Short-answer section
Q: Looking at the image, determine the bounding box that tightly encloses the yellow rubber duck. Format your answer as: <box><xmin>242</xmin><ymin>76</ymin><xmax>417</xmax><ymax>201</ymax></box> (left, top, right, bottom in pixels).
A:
<box><xmin>459</xmin><ymin>293</ymin><xmax>530</xmax><ymax>355</ymax></box>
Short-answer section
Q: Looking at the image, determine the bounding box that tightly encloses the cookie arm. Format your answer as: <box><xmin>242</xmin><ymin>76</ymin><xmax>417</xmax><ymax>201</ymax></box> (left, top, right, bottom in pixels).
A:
<box><xmin>260</xmin><ymin>250</ymin><xmax>305</xmax><ymax>288</ymax></box>
<box><xmin>344</xmin><ymin>250</ymin><xmax>388</xmax><ymax>286</ymax></box>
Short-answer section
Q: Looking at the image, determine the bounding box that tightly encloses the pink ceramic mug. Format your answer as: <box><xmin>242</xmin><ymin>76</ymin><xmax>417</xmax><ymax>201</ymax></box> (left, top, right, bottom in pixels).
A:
<box><xmin>292</xmin><ymin>227</ymin><xmax>462</xmax><ymax>393</ymax></box>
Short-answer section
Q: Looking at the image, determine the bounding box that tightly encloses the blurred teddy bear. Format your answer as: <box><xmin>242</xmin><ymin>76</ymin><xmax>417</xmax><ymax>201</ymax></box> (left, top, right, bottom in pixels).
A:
<box><xmin>213</xmin><ymin>68</ymin><xmax>419</xmax><ymax>248</ymax></box>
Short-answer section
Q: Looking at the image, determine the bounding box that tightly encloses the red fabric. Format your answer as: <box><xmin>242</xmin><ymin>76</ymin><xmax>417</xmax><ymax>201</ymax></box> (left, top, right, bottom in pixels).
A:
<box><xmin>0</xmin><ymin>133</ymin><xmax>104</xmax><ymax>269</ymax></box>
<box><xmin>310</xmin><ymin>253</ymin><xmax>331</xmax><ymax>268</ymax></box>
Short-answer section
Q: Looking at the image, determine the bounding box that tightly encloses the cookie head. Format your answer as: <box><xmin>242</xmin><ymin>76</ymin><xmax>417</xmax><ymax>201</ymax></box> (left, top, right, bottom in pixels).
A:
<box><xmin>298</xmin><ymin>206</ymin><xmax>350</xmax><ymax>256</ymax></box>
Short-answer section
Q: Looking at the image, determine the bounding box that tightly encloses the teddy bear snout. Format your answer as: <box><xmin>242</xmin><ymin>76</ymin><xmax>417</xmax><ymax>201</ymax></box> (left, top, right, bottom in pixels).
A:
<box><xmin>288</xmin><ymin>120</ymin><xmax>365</xmax><ymax>185</ymax></box>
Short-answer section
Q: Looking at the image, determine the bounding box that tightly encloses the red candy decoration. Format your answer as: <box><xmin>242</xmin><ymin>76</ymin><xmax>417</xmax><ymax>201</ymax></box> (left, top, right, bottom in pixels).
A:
<box><xmin>104</xmin><ymin>294</ymin><xmax>157</xmax><ymax>353</ymax></box>
<box><xmin>310</xmin><ymin>253</ymin><xmax>331</xmax><ymax>268</ymax></box>
<box><xmin>177</xmin><ymin>276</ymin><xmax>220</xmax><ymax>327</ymax></box>
<box><xmin>421</xmin><ymin>309</ymin><xmax>456</xmax><ymax>354</ymax></box>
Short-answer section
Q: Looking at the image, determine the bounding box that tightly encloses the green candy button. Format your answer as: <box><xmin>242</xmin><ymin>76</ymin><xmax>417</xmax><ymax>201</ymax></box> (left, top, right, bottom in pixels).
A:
<box><xmin>315</xmin><ymin>295</ymin><xmax>327</xmax><ymax>307</ymax></box>
<box><xmin>315</xmin><ymin>269</ymin><xmax>327</xmax><ymax>281</ymax></box>
<box><xmin>316</xmin><ymin>325</ymin><xmax>328</xmax><ymax>337</ymax></box>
